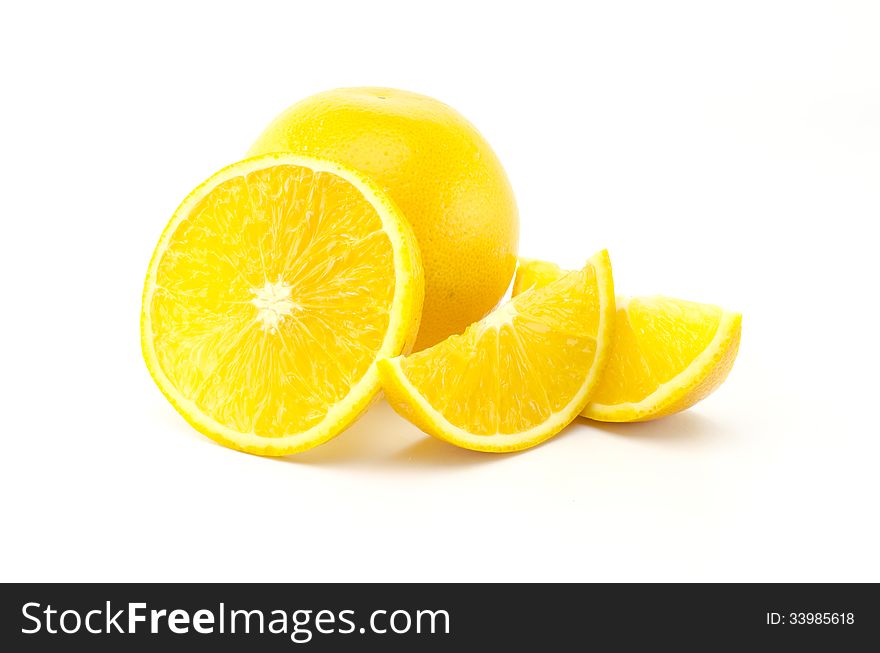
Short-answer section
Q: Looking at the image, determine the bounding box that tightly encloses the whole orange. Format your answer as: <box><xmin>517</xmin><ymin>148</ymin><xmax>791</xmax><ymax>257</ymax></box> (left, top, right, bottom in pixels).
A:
<box><xmin>248</xmin><ymin>87</ymin><xmax>519</xmax><ymax>350</ymax></box>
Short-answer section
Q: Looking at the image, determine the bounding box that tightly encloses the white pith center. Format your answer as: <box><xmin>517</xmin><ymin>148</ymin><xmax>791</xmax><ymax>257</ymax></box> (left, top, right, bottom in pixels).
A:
<box><xmin>479</xmin><ymin>300</ymin><xmax>519</xmax><ymax>332</ymax></box>
<box><xmin>250</xmin><ymin>280</ymin><xmax>296</xmax><ymax>332</ymax></box>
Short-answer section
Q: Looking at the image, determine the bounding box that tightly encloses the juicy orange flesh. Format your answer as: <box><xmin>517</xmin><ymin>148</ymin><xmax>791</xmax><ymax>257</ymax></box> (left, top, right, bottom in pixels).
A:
<box><xmin>595</xmin><ymin>298</ymin><xmax>722</xmax><ymax>405</ymax></box>
<box><xmin>150</xmin><ymin>164</ymin><xmax>395</xmax><ymax>437</ymax></box>
<box><xmin>399</xmin><ymin>267</ymin><xmax>600</xmax><ymax>435</ymax></box>
<box><xmin>513</xmin><ymin>262</ymin><xmax>723</xmax><ymax>406</ymax></box>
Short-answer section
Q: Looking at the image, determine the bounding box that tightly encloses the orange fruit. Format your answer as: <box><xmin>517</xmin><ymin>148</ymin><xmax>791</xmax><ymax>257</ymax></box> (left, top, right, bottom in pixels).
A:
<box><xmin>142</xmin><ymin>154</ymin><xmax>423</xmax><ymax>455</ymax></box>
<box><xmin>379</xmin><ymin>251</ymin><xmax>614</xmax><ymax>452</ymax></box>
<box><xmin>513</xmin><ymin>259</ymin><xmax>741</xmax><ymax>422</ymax></box>
<box><xmin>249</xmin><ymin>87</ymin><xmax>519</xmax><ymax>350</ymax></box>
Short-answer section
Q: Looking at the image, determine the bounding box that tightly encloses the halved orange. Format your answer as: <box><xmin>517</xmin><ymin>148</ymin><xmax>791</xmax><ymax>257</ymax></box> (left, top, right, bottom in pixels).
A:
<box><xmin>141</xmin><ymin>154</ymin><xmax>423</xmax><ymax>455</ymax></box>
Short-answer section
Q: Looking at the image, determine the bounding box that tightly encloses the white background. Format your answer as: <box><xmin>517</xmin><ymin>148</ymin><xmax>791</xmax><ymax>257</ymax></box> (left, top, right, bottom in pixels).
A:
<box><xmin>1</xmin><ymin>1</ymin><xmax>878</xmax><ymax>582</ymax></box>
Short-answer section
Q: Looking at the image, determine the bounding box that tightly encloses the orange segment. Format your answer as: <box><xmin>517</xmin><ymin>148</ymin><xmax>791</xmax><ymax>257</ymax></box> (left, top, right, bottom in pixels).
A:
<box><xmin>512</xmin><ymin>259</ymin><xmax>741</xmax><ymax>422</ymax></box>
<box><xmin>379</xmin><ymin>250</ymin><xmax>614</xmax><ymax>451</ymax></box>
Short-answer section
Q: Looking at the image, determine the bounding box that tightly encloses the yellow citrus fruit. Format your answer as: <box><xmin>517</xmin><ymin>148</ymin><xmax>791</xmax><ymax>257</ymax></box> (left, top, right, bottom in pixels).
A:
<box><xmin>513</xmin><ymin>259</ymin><xmax>741</xmax><ymax>422</ymax></box>
<box><xmin>379</xmin><ymin>250</ymin><xmax>614</xmax><ymax>452</ymax></box>
<box><xmin>248</xmin><ymin>87</ymin><xmax>519</xmax><ymax>350</ymax></box>
<box><xmin>141</xmin><ymin>153</ymin><xmax>423</xmax><ymax>455</ymax></box>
